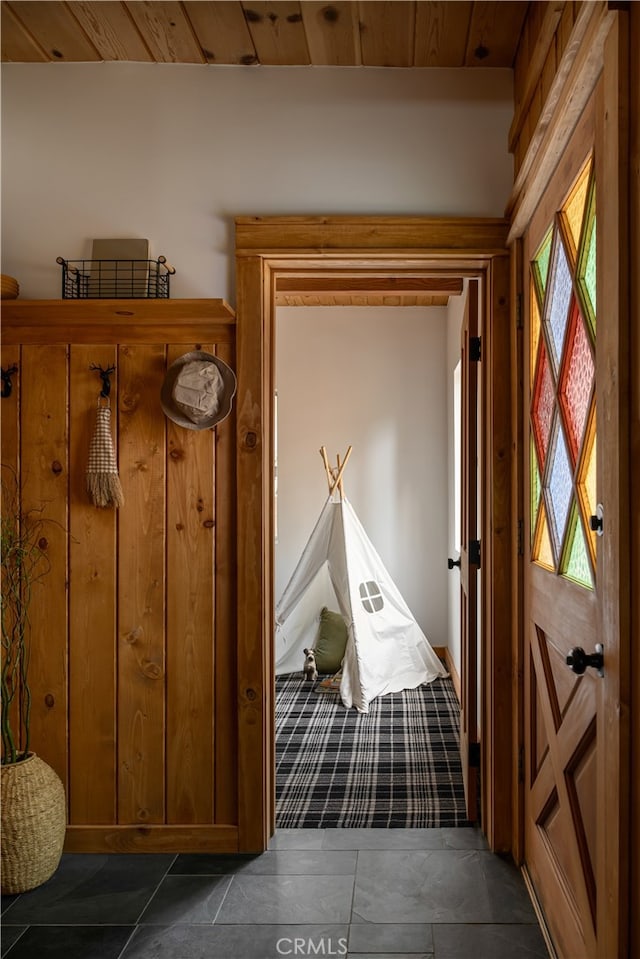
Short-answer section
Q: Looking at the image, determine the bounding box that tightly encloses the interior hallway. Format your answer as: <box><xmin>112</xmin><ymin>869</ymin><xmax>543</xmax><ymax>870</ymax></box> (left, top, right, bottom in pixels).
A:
<box><xmin>1</xmin><ymin>828</ymin><xmax>548</xmax><ymax>958</ymax></box>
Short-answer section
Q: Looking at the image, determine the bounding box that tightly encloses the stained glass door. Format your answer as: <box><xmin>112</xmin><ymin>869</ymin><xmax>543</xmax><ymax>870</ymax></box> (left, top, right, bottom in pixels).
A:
<box><xmin>524</xmin><ymin>150</ymin><xmax>603</xmax><ymax>959</ymax></box>
<box><xmin>530</xmin><ymin>161</ymin><xmax>597</xmax><ymax>588</ymax></box>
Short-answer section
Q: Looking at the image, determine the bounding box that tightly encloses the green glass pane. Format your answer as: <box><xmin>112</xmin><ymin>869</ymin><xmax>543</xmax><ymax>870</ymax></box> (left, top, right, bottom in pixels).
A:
<box><xmin>578</xmin><ymin>184</ymin><xmax>596</xmax><ymax>334</ymax></box>
<box><xmin>533</xmin><ymin>228</ymin><xmax>553</xmax><ymax>300</ymax></box>
<box><xmin>562</xmin><ymin>507</ymin><xmax>593</xmax><ymax>589</ymax></box>
<box><xmin>530</xmin><ymin>433</ymin><xmax>541</xmax><ymax>541</ymax></box>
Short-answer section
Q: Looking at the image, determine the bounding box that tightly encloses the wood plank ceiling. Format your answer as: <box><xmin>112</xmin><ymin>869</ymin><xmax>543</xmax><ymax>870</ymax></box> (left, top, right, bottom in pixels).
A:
<box><xmin>1</xmin><ymin>1</ymin><xmax>528</xmax><ymax>68</ymax></box>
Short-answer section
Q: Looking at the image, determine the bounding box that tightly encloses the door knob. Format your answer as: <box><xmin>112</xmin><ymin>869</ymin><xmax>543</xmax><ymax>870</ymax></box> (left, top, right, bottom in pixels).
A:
<box><xmin>566</xmin><ymin>643</ymin><xmax>604</xmax><ymax>677</ymax></box>
<box><xmin>447</xmin><ymin>557</ymin><xmax>461</xmax><ymax>570</ymax></box>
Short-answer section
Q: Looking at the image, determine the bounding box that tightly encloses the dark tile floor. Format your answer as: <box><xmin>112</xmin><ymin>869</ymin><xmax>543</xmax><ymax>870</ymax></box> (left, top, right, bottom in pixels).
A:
<box><xmin>1</xmin><ymin>828</ymin><xmax>549</xmax><ymax>959</ymax></box>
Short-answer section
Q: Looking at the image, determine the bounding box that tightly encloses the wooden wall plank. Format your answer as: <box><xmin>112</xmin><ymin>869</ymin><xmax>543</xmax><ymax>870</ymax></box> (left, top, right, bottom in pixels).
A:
<box><xmin>165</xmin><ymin>343</ymin><xmax>215</xmax><ymax>825</ymax></box>
<box><xmin>117</xmin><ymin>343</ymin><xmax>166</xmax><ymax>824</ymax></box>
<box><xmin>1</xmin><ymin>344</ymin><xmax>22</xmax><ymax>759</ymax></box>
<box><xmin>68</xmin><ymin>346</ymin><xmax>117</xmax><ymax>825</ymax></box>
<box><xmin>300</xmin><ymin>1</ymin><xmax>360</xmax><ymax>66</ymax></box>
<box><xmin>214</xmin><ymin>340</ymin><xmax>239</xmax><ymax>825</ymax></box>
<box><xmin>413</xmin><ymin>0</ymin><xmax>471</xmax><ymax>67</ymax></box>
<box><xmin>124</xmin><ymin>0</ymin><xmax>205</xmax><ymax>63</ymax></box>
<box><xmin>508</xmin><ymin>1</ymin><xmax>564</xmax><ymax>152</ymax></box>
<box><xmin>20</xmin><ymin>345</ymin><xmax>69</xmax><ymax>792</ymax></box>
<box><xmin>242</xmin><ymin>1</ymin><xmax>310</xmax><ymax>65</ymax></box>
<box><xmin>630</xmin><ymin>9</ymin><xmax>640</xmax><ymax>954</ymax></box>
<box><xmin>1</xmin><ymin>2</ymin><xmax>49</xmax><ymax>61</ymax></box>
<box><xmin>235</xmin><ymin>256</ymin><xmax>268</xmax><ymax>851</ymax></box>
<box><xmin>507</xmin><ymin>2</ymin><xmax>614</xmax><ymax>240</ymax></box>
<box><xmin>7</xmin><ymin>1</ymin><xmax>100</xmax><ymax>60</ymax></box>
<box><xmin>69</xmin><ymin>1</ymin><xmax>153</xmax><ymax>62</ymax></box>
<box><xmin>183</xmin><ymin>0</ymin><xmax>257</xmax><ymax>64</ymax></box>
<box><xmin>358</xmin><ymin>1</ymin><xmax>415</xmax><ymax>67</ymax></box>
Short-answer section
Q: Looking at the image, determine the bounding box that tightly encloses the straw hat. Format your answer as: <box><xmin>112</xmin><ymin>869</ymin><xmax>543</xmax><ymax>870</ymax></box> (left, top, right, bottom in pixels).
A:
<box><xmin>160</xmin><ymin>351</ymin><xmax>237</xmax><ymax>430</ymax></box>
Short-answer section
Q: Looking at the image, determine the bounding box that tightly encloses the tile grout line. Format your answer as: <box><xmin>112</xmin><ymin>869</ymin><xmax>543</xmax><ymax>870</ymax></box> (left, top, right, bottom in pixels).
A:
<box><xmin>2</xmin><ymin>924</ymin><xmax>28</xmax><ymax>958</ymax></box>
<box><xmin>131</xmin><ymin>852</ymin><xmax>179</xmax><ymax>925</ymax></box>
<box><xmin>211</xmin><ymin>875</ymin><xmax>235</xmax><ymax>925</ymax></box>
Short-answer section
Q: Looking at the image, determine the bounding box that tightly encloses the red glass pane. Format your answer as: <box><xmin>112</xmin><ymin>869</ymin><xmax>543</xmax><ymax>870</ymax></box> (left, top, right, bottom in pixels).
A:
<box><xmin>532</xmin><ymin>339</ymin><xmax>554</xmax><ymax>473</ymax></box>
<box><xmin>559</xmin><ymin>298</ymin><xmax>594</xmax><ymax>466</ymax></box>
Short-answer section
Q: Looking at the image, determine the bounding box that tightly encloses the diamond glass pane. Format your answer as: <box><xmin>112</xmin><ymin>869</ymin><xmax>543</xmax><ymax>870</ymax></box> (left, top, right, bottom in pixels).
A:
<box><xmin>533</xmin><ymin>228</ymin><xmax>553</xmax><ymax>301</ymax></box>
<box><xmin>534</xmin><ymin>503</ymin><xmax>555</xmax><ymax>571</ymax></box>
<box><xmin>547</xmin><ymin>427</ymin><xmax>573</xmax><ymax>554</ymax></box>
<box><xmin>531</xmin><ymin>434</ymin><xmax>541</xmax><ymax>540</ymax></box>
<box><xmin>578</xmin><ymin>186</ymin><xmax>596</xmax><ymax>333</ymax></box>
<box><xmin>562</xmin><ymin>161</ymin><xmax>591</xmax><ymax>260</ymax></box>
<box><xmin>559</xmin><ymin>298</ymin><xmax>594</xmax><ymax>466</ymax></box>
<box><xmin>563</xmin><ymin>507</ymin><xmax>593</xmax><ymax>588</ymax></box>
<box><xmin>530</xmin><ymin>282</ymin><xmax>541</xmax><ymax>384</ymax></box>
<box><xmin>545</xmin><ymin>235</ymin><xmax>573</xmax><ymax>369</ymax></box>
<box><xmin>532</xmin><ymin>339</ymin><xmax>554</xmax><ymax>472</ymax></box>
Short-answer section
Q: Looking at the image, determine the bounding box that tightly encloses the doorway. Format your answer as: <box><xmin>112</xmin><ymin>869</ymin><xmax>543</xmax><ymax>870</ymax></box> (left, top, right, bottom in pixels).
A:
<box><xmin>273</xmin><ymin>290</ymin><xmax>470</xmax><ymax>828</ymax></box>
<box><xmin>234</xmin><ymin>217</ymin><xmax>512</xmax><ymax>853</ymax></box>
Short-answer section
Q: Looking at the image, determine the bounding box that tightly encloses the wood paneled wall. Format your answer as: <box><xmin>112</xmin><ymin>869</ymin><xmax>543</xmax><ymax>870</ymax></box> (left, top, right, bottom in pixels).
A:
<box><xmin>507</xmin><ymin>1</ymin><xmax>616</xmax><ymax>239</ymax></box>
<box><xmin>1</xmin><ymin>301</ymin><xmax>240</xmax><ymax>852</ymax></box>
<box><xmin>511</xmin><ymin>1</ymin><xmax>583</xmax><ymax>177</ymax></box>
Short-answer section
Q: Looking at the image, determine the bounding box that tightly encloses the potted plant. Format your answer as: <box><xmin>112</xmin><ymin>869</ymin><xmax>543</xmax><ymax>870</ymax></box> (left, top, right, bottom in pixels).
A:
<box><xmin>1</xmin><ymin>465</ymin><xmax>66</xmax><ymax>894</ymax></box>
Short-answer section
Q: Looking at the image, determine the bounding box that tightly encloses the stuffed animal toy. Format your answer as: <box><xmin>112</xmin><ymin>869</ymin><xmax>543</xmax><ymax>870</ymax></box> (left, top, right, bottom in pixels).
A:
<box><xmin>303</xmin><ymin>648</ymin><xmax>318</xmax><ymax>682</ymax></box>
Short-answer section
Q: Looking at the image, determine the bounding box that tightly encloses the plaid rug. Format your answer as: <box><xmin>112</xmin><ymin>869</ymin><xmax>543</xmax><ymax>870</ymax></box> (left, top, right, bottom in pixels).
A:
<box><xmin>275</xmin><ymin>673</ymin><xmax>469</xmax><ymax>828</ymax></box>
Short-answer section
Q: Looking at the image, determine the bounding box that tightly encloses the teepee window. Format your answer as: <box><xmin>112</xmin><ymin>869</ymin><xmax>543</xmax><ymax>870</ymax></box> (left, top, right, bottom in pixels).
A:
<box><xmin>359</xmin><ymin>580</ymin><xmax>384</xmax><ymax>613</ymax></box>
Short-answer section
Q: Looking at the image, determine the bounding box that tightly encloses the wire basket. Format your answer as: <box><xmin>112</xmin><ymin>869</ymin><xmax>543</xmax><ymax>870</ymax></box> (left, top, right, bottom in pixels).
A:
<box><xmin>56</xmin><ymin>256</ymin><xmax>175</xmax><ymax>299</ymax></box>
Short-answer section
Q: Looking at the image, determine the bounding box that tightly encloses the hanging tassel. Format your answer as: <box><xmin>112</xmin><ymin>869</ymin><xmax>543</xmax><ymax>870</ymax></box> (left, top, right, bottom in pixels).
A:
<box><xmin>86</xmin><ymin>401</ymin><xmax>124</xmax><ymax>508</ymax></box>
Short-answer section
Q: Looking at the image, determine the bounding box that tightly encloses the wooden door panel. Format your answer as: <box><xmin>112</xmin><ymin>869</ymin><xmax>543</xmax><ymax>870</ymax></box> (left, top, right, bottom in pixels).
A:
<box><xmin>521</xmin><ymin>95</ymin><xmax>620</xmax><ymax>958</ymax></box>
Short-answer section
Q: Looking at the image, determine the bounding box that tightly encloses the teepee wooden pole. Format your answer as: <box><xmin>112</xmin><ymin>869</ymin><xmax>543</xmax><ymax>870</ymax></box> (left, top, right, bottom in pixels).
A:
<box><xmin>333</xmin><ymin>445</ymin><xmax>352</xmax><ymax>497</ymax></box>
<box><xmin>320</xmin><ymin>446</ymin><xmax>333</xmax><ymax>492</ymax></box>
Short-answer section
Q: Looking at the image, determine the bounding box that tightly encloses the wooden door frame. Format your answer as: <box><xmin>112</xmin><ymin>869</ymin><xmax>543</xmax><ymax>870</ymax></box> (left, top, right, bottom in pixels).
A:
<box><xmin>234</xmin><ymin>217</ymin><xmax>512</xmax><ymax>853</ymax></box>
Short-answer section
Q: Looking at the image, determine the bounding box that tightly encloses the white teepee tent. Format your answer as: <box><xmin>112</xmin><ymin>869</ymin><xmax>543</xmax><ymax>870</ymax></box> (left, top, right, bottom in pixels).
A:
<box><xmin>275</xmin><ymin>447</ymin><xmax>448</xmax><ymax>713</ymax></box>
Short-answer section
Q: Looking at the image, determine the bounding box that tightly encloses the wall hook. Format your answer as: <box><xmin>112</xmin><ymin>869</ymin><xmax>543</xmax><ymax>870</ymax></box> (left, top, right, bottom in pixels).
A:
<box><xmin>89</xmin><ymin>363</ymin><xmax>116</xmax><ymax>399</ymax></box>
<box><xmin>1</xmin><ymin>364</ymin><xmax>18</xmax><ymax>399</ymax></box>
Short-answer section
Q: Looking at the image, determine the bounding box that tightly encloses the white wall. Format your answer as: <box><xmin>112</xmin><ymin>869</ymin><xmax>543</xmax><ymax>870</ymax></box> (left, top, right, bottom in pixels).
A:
<box><xmin>1</xmin><ymin>63</ymin><xmax>513</xmax><ymax>299</ymax></box>
<box><xmin>276</xmin><ymin>306</ymin><xmax>448</xmax><ymax>647</ymax></box>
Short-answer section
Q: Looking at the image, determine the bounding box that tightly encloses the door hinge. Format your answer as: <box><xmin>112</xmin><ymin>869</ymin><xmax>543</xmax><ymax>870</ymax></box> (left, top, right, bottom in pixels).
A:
<box><xmin>518</xmin><ymin>745</ymin><xmax>524</xmax><ymax>783</ymax></box>
<box><xmin>469</xmin><ymin>538</ymin><xmax>481</xmax><ymax>567</ymax></box>
<box><xmin>469</xmin><ymin>741</ymin><xmax>481</xmax><ymax>768</ymax></box>
<box><xmin>470</xmin><ymin>336</ymin><xmax>481</xmax><ymax>362</ymax></box>
<box><xmin>516</xmin><ymin>292</ymin><xmax>523</xmax><ymax>329</ymax></box>
<box><xmin>517</xmin><ymin>518</ymin><xmax>524</xmax><ymax>556</ymax></box>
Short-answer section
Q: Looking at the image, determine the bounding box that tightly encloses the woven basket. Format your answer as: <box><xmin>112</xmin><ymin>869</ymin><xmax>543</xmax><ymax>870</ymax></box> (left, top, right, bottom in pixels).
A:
<box><xmin>0</xmin><ymin>274</ymin><xmax>19</xmax><ymax>300</ymax></box>
<box><xmin>1</xmin><ymin>753</ymin><xmax>66</xmax><ymax>894</ymax></box>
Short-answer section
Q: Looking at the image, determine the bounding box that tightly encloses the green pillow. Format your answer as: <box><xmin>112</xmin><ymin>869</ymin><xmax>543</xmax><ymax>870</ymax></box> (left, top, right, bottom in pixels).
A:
<box><xmin>314</xmin><ymin>607</ymin><xmax>348</xmax><ymax>673</ymax></box>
